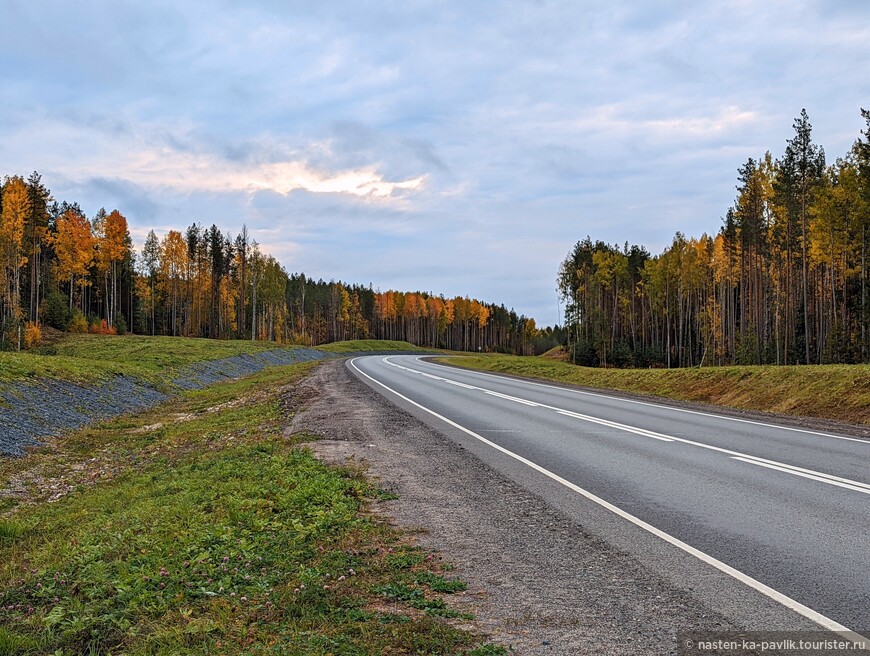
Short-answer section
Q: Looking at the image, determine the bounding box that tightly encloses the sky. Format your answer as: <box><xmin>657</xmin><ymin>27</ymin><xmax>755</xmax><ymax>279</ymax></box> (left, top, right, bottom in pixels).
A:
<box><xmin>1</xmin><ymin>1</ymin><xmax>869</xmax><ymax>324</ymax></box>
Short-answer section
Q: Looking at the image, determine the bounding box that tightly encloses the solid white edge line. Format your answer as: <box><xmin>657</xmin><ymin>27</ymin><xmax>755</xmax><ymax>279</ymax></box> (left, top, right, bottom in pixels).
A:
<box><xmin>349</xmin><ymin>356</ymin><xmax>869</xmax><ymax>644</ymax></box>
<box><xmin>416</xmin><ymin>356</ymin><xmax>870</xmax><ymax>445</ymax></box>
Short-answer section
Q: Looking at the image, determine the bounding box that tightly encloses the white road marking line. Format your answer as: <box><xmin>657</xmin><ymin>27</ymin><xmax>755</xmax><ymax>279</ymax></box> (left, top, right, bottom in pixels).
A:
<box><xmin>735</xmin><ymin>455</ymin><xmax>870</xmax><ymax>492</ymax></box>
<box><xmin>385</xmin><ymin>357</ymin><xmax>870</xmax><ymax>494</ymax></box>
<box><xmin>348</xmin><ymin>357</ymin><xmax>869</xmax><ymax>644</ymax></box>
<box><xmin>732</xmin><ymin>457</ymin><xmax>870</xmax><ymax>496</ymax></box>
<box><xmin>484</xmin><ymin>390</ymin><xmax>540</xmax><ymax>406</ymax></box>
<box><xmin>556</xmin><ymin>410</ymin><xmax>674</xmax><ymax>442</ymax></box>
<box><xmin>414</xmin><ymin>356</ymin><xmax>870</xmax><ymax>445</ymax></box>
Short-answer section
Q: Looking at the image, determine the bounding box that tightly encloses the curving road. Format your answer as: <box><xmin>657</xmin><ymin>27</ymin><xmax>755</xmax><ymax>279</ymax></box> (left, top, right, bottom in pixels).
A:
<box><xmin>348</xmin><ymin>354</ymin><xmax>870</xmax><ymax>639</ymax></box>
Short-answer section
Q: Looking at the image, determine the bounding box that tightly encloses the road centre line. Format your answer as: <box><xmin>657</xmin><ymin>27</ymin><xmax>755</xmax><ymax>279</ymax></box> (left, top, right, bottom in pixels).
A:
<box><xmin>484</xmin><ymin>390</ymin><xmax>540</xmax><ymax>406</ymax></box>
<box><xmin>556</xmin><ymin>410</ymin><xmax>674</xmax><ymax>442</ymax></box>
<box><xmin>414</xmin><ymin>357</ymin><xmax>870</xmax><ymax>445</ymax></box>
<box><xmin>383</xmin><ymin>357</ymin><xmax>870</xmax><ymax>496</ymax></box>
<box><xmin>732</xmin><ymin>457</ymin><xmax>870</xmax><ymax>496</ymax></box>
<box><xmin>349</xmin><ymin>357</ymin><xmax>868</xmax><ymax>643</ymax></box>
<box><xmin>729</xmin><ymin>456</ymin><xmax>870</xmax><ymax>491</ymax></box>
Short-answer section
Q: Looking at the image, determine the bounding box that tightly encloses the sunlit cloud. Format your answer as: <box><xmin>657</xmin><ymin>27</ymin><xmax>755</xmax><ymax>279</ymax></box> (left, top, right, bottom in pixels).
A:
<box><xmin>251</xmin><ymin>162</ymin><xmax>425</xmax><ymax>197</ymax></box>
<box><xmin>68</xmin><ymin>147</ymin><xmax>426</xmax><ymax>200</ymax></box>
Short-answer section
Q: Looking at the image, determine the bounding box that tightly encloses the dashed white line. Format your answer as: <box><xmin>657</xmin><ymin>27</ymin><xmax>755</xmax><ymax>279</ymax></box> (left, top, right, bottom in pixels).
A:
<box><xmin>557</xmin><ymin>409</ymin><xmax>674</xmax><ymax>442</ymax></box>
<box><xmin>484</xmin><ymin>390</ymin><xmax>540</xmax><ymax>406</ymax></box>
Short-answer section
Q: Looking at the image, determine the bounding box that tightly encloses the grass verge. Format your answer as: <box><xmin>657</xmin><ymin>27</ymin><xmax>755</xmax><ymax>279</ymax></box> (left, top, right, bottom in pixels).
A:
<box><xmin>0</xmin><ymin>334</ymin><xmax>303</xmax><ymax>385</ymax></box>
<box><xmin>316</xmin><ymin>340</ymin><xmax>423</xmax><ymax>353</ymax></box>
<box><xmin>0</xmin><ymin>362</ymin><xmax>501</xmax><ymax>655</ymax></box>
<box><xmin>440</xmin><ymin>354</ymin><xmax>870</xmax><ymax>426</ymax></box>
<box><xmin>0</xmin><ymin>335</ymin><xmax>433</xmax><ymax>386</ymax></box>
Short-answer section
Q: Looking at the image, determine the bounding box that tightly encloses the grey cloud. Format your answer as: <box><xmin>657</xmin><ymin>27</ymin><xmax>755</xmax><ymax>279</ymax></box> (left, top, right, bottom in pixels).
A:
<box><xmin>80</xmin><ymin>178</ymin><xmax>161</xmax><ymax>222</ymax></box>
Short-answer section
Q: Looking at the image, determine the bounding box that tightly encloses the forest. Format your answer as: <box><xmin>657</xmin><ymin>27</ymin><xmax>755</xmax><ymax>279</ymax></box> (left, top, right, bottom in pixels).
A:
<box><xmin>0</xmin><ymin>177</ymin><xmax>558</xmax><ymax>355</ymax></box>
<box><xmin>559</xmin><ymin>109</ymin><xmax>870</xmax><ymax>367</ymax></box>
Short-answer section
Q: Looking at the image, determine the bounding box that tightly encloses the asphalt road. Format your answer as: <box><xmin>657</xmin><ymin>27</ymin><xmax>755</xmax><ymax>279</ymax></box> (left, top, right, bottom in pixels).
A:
<box><xmin>348</xmin><ymin>355</ymin><xmax>870</xmax><ymax>639</ymax></box>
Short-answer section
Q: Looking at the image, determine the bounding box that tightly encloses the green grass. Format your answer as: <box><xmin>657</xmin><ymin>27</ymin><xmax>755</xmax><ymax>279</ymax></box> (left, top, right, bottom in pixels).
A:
<box><xmin>316</xmin><ymin>340</ymin><xmax>423</xmax><ymax>353</ymax></box>
<box><xmin>0</xmin><ymin>519</ymin><xmax>26</xmax><ymax>546</ymax></box>
<box><xmin>0</xmin><ymin>362</ymin><xmax>501</xmax><ymax>655</ymax></box>
<box><xmin>0</xmin><ymin>335</ymin><xmax>433</xmax><ymax>386</ymax></box>
<box><xmin>47</xmin><ymin>334</ymin><xmax>290</xmax><ymax>371</ymax></box>
<box><xmin>441</xmin><ymin>354</ymin><xmax>870</xmax><ymax>425</ymax></box>
<box><xmin>0</xmin><ymin>350</ymin><xmax>128</xmax><ymax>385</ymax></box>
<box><xmin>0</xmin><ymin>334</ymin><xmax>302</xmax><ymax>385</ymax></box>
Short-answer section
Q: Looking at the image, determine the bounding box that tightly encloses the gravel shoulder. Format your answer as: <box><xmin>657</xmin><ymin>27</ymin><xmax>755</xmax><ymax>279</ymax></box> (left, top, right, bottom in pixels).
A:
<box><xmin>289</xmin><ymin>359</ymin><xmax>821</xmax><ymax>655</ymax></box>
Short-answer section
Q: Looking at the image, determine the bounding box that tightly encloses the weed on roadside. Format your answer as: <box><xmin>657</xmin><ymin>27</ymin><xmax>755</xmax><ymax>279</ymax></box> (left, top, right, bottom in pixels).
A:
<box><xmin>0</xmin><ymin>362</ymin><xmax>500</xmax><ymax>655</ymax></box>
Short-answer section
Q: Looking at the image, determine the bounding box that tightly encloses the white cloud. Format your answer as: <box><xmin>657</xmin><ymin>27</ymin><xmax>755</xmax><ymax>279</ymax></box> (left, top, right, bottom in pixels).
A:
<box><xmin>21</xmin><ymin>120</ymin><xmax>426</xmax><ymax>201</ymax></box>
<box><xmin>119</xmin><ymin>147</ymin><xmax>427</xmax><ymax>199</ymax></box>
<box><xmin>553</xmin><ymin>104</ymin><xmax>760</xmax><ymax>141</ymax></box>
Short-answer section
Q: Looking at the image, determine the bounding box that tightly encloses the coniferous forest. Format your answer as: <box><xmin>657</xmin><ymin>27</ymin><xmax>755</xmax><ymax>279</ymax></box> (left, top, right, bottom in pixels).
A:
<box><xmin>0</xmin><ymin>176</ymin><xmax>555</xmax><ymax>355</ymax></box>
<box><xmin>559</xmin><ymin>109</ymin><xmax>870</xmax><ymax>367</ymax></box>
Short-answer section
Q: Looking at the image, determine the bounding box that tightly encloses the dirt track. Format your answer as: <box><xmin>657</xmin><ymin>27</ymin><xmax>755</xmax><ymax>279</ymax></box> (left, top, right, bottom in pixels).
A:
<box><xmin>290</xmin><ymin>359</ymin><xmax>741</xmax><ymax>655</ymax></box>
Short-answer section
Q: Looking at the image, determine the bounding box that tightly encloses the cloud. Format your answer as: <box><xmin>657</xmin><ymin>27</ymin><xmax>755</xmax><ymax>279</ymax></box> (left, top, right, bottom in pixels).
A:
<box><xmin>109</xmin><ymin>147</ymin><xmax>426</xmax><ymax>199</ymax></box>
<box><xmin>557</xmin><ymin>104</ymin><xmax>760</xmax><ymax>141</ymax></box>
<box><xmin>7</xmin><ymin>115</ymin><xmax>426</xmax><ymax>201</ymax></box>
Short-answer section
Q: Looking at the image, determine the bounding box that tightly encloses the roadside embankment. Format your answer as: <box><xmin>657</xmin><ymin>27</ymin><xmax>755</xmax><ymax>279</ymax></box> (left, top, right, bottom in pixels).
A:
<box><xmin>0</xmin><ymin>340</ymin><xmax>330</xmax><ymax>455</ymax></box>
<box><xmin>0</xmin><ymin>335</ymin><xmax>441</xmax><ymax>456</ymax></box>
<box><xmin>439</xmin><ymin>355</ymin><xmax>870</xmax><ymax>427</ymax></box>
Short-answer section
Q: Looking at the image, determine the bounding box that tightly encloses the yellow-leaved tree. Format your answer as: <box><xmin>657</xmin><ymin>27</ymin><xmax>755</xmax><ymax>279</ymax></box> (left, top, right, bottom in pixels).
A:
<box><xmin>53</xmin><ymin>208</ymin><xmax>95</xmax><ymax>311</ymax></box>
<box><xmin>98</xmin><ymin>209</ymin><xmax>130</xmax><ymax>327</ymax></box>
<box><xmin>0</xmin><ymin>176</ymin><xmax>31</xmax><ymax>329</ymax></box>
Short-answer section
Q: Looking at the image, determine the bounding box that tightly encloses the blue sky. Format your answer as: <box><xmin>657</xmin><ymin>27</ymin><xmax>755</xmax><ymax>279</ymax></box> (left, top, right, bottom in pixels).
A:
<box><xmin>1</xmin><ymin>1</ymin><xmax>868</xmax><ymax>323</ymax></box>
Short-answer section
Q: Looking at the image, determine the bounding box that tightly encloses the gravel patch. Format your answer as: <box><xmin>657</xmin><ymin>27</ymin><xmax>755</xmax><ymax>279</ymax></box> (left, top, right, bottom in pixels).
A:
<box><xmin>0</xmin><ymin>377</ymin><xmax>167</xmax><ymax>456</ymax></box>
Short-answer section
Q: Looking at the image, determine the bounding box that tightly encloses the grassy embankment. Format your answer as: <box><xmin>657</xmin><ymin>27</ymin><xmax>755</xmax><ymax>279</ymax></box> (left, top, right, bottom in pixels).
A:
<box><xmin>0</xmin><ymin>335</ymin><xmax>424</xmax><ymax>386</ymax></box>
<box><xmin>441</xmin><ymin>354</ymin><xmax>870</xmax><ymax>425</ymax></box>
<box><xmin>0</xmin><ymin>334</ymin><xmax>299</xmax><ymax>386</ymax></box>
<box><xmin>315</xmin><ymin>340</ymin><xmax>422</xmax><ymax>353</ymax></box>
<box><xmin>0</xmin><ymin>348</ymin><xmax>501</xmax><ymax>654</ymax></box>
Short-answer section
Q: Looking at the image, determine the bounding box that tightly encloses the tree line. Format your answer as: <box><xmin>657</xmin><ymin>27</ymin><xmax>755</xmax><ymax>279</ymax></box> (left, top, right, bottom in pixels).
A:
<box><xmin>0</xmin><ymin>179</ymin><xmax>559</xmax><ymax>354</ymax></box>
<box><xmin>559</xmin><ymin>109</ymin><xmax>870</xmax><ymax>367</ymax></box>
